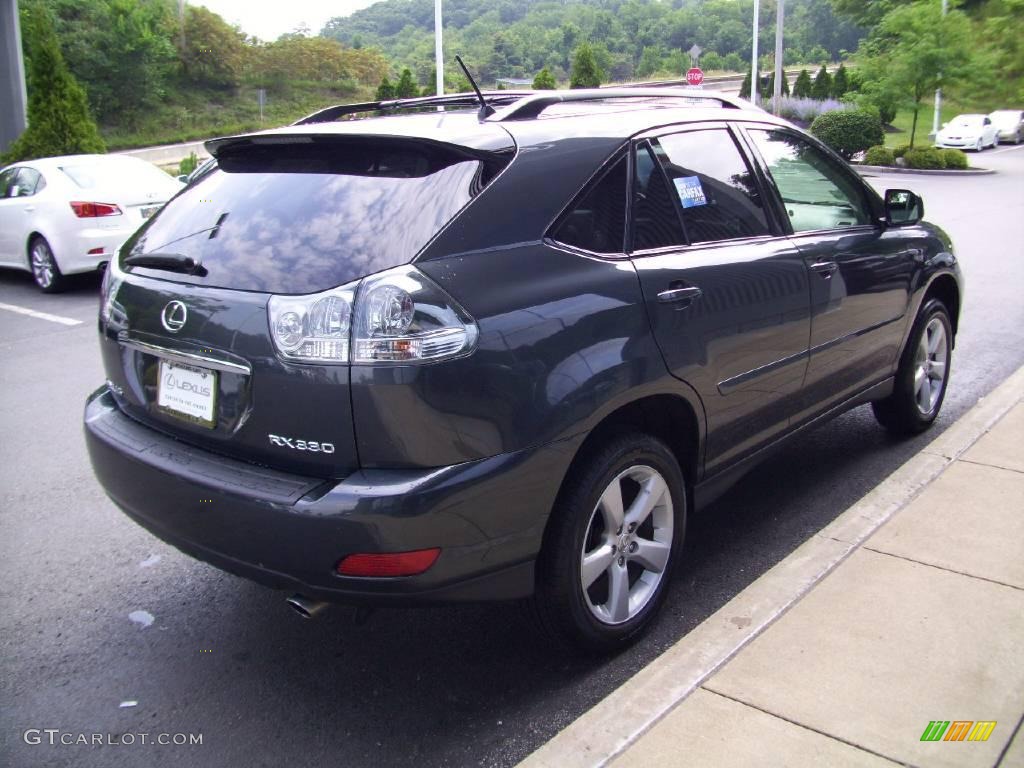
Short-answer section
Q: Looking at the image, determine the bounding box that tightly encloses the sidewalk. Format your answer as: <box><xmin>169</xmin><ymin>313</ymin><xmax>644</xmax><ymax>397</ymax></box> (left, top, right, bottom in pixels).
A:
<box><xmin>521</xmin><ymin>366</ymin><xmax>1024</xmax><ymax>768</ymax></box>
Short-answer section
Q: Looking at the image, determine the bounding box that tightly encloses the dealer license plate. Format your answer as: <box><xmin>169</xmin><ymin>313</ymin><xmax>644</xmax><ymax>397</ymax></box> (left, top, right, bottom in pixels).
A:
<box><xmin>157</xmin><ymin>359</ymin><xmax>217</xmax><ymax>428</ymax></box>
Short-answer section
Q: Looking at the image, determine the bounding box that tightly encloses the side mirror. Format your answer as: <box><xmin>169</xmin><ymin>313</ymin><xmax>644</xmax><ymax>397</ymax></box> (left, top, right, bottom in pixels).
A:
<box><xmin>885</xmin><ymin>189</ymin><xmax>924</xmax><ymax>226</ymax></box>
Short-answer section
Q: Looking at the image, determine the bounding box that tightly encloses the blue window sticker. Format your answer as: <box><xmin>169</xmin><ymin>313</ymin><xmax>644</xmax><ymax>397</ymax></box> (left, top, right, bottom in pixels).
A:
<box><xmin>674</xmin><ymin>176</ymin><xmax>707</xmax><ymax>209</ymax></box>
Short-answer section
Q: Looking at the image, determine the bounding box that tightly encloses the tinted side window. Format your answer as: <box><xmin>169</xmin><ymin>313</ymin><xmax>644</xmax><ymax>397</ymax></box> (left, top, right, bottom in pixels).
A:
<box><xmin>748</xmin><ymin>129</ymin><xmax>872</xmax><ymax>232</ymax></box>
<box><xmin>633</xmin><ymin>142</ymin><xmax>685</xmax><ymax>251</ymax></box>
<box><xmin>15</xmin><ymin>167</ymin><xmax>43</xmax><ymax>196</ymax></box>
<box><xmin>552</xmin><ymin>155</ymin><xmax>627</xmax><ymax>254</ymax></box>
<box><xmin>652</xmin><ymin>130</ymin><xmax>770</xmax><ymax>244</ymax></box>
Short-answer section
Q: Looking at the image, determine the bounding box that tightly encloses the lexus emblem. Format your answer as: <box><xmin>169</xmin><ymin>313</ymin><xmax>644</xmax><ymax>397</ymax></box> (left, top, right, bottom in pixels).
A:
<box><xmin>161</xmin><ymin>300</ymin><xmax>188</xmax><ymax>333</ymax></box>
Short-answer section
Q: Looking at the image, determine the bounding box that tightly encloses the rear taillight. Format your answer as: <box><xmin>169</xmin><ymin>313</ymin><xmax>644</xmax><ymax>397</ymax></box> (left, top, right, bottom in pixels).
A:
<box><xmin>70</xmin><ymin>201</ymin><xmax>122</xmax><ymax>218</ymax></box>
<box><xmin>267</xmin><ymin>265</ymin><xmax>478</xmax><ymax>366</ymax></box>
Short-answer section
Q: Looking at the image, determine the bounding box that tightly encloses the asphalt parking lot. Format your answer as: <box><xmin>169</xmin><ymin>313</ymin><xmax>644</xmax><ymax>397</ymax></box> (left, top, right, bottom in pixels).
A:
<box><xmin>1</xmin><ymin>144</ymin><xmax>1023</xmax><ymax>768</ymax></box>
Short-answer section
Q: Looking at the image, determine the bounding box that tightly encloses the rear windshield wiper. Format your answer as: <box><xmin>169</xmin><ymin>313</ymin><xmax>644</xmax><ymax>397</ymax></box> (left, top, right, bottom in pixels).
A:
<box><xmin>124</xmin><ymin>253</ymin><xmax>207</xmax><ymax>276</ymax></box>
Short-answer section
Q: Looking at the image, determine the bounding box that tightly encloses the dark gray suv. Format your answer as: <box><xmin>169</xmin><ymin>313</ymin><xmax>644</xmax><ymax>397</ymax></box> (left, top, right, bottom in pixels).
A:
<box><xmin>85</xmin><ymin>89</ymin><xmax>961</xmax><ymax>651</ymax></box>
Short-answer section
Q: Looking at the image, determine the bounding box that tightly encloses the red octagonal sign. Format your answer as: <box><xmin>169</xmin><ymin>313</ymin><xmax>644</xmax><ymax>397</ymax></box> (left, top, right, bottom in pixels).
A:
<box><xmin>686</xmin><ymin>67</ymin><xmax>704</xmax><ymax>86</ymax></box>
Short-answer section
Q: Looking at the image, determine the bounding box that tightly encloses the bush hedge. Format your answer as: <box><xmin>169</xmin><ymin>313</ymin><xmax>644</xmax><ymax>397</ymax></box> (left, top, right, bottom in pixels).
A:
<box><xmin>892</xmin><ymin>144</ymin><xmax>912</xmax><ymax>159</ymax></box>
<box><xmin>903</xmin><ymin>147</ymin><xmax>946</xmax><ymax>169</ymax></box>
<box><xmin>864</xmin><ymin>145</ymin><xmax>895</xmax><ymax>166</ymax></box>
<box><xmin>940</xmin><ymin>148</ymin><xmax>968</xmax><ymax>169</ymax></box>
<box><xmin>810</xmin><ymin>109</ymin><xmax>885</xmax><ymax>160</ymax></box>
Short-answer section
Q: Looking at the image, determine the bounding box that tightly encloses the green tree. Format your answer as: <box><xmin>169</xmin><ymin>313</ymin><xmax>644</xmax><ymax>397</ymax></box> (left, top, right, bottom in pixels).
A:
<box><xmin>569</xmin><ymin>42</ymin><xmax>603</xmax><ymax>88</ymax></box>
<box><xmin>811</xmin><ymin>65</ymin><xmax>833</xmax><ymax>99</ymax></box>
<box><xmin>3</xmin><ymin>3</ymin><xmax>105</xmax><ymax>162</ymax></box>
<box><xmin>376</xmin><ymin>75</ymin><xmax>395</xmax><ymax>100</ymax></box>
<box><xmin>180</xmin><ymin>5</ymin><xmax>246</xmax><ymax>88</ymax></box>
<box><xmin>394</xmin><ymin>67</ymin><xmax>419</xmax><ymax>97</ymax></box>
<box><xmin>831</xmin><ymin>63</ymin><xmax>850</xmax><ymax>98</ymax></box>
<box><xmin>636</xmin><ymin>45</ymin><xmax>664</xmax><ymax>78</ymax></box>
<box><xmin>532</xmin><ymin>67</ymin><xmax>557</xmax><ymax>89</ymax></box>
<box><xmin>793</xmin><ymin>68</ymin><xmax>813</xmax><ymax>98</ymax></box>
<box><xmin>856</xmin><ymin>2</ymin><xmax>973</xmax><ymax>146</ymax></box>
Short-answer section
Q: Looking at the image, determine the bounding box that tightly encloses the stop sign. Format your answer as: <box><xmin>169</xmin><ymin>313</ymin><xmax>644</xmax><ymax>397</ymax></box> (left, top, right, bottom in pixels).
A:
<box><xmin>685</xmin><ymin>67</ymin><xmax>704</xmax><ymax>86</ymax></box>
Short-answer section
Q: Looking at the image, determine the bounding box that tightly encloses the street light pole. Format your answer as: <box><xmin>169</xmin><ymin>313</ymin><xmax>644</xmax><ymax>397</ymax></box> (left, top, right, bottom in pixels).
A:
<box><xmin>434</xmin><ymin>0</ymin><xmax>444</xmax><ymax>96</ymax></box>
<box><xmin>750</xmin><ymin>0</ymin><xmax>760</xmax><ymax>106</ymax></box>
<box><xmin>932</xmin><ymin>0</ymin><xmax>948</xmax><ymax>137</ymax></box>
<box><xmin>772</xmin><ymin>0</ymin><xmax>784</xmax><ymax>114</ymax></box>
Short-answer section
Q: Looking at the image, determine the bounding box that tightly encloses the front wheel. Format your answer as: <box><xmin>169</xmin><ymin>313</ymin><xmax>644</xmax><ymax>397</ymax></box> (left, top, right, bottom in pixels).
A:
<box><xmin>872</xmin><ymin>299</ymin><xmax>952</xmax><ymax>436</ymax></box>
<box><xmin>532</xmin><ymin>433</ymin><xmax>686</xmax><ymax>653</ymax></box>
<box><xmin>29</xmin><ymin>237</ymin><xmax>67</xmax><ymax>293</ymax></box>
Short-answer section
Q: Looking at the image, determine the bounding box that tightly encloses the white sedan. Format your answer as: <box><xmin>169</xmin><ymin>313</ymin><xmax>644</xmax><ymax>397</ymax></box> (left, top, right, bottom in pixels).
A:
<box><xmin>0</xmin><ymin>154</ymin><xmax>183</xmax><ymax>292</ymax></box>
<box><xmin>934</xmin><ymin>114</ymin><xmax>1000</xmax><ymax>152</ymax></box>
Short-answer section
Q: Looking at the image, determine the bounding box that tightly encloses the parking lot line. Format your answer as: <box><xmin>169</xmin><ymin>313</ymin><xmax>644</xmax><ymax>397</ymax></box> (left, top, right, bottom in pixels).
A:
<box><xmin>0</xmin><ymin>301</ymin><xmax>84</xmax><ymax>326</ymax></box>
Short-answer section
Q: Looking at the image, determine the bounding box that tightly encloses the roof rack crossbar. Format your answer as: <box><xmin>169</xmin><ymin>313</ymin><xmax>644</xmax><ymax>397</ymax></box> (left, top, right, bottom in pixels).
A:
<box><xmin>489</xmin><ymin>88</ymin><xmax>745</xmax><ymax>122</ymax></box>
<box><xmin>294</xmin><ymin>91</ymin><xmax>535</xmax><ymax>125</ymax></box>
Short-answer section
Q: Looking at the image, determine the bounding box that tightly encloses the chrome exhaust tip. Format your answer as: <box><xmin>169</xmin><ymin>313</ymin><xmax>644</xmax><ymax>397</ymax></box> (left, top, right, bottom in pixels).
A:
<box><xmin>286</xmin><ymin>594</ymin><xmax>331</xmax><ymax>619</ymax></box>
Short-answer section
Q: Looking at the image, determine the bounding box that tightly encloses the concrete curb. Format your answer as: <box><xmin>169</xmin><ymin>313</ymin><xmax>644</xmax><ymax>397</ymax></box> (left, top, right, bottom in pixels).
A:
<box><xmin>517</xmin><ymin>364</ymin><xmax>1024</xmax><ymax>768</ymax></box>
<box><xmin>856</xmin><ymin>164</ymin><xmax>996</xmax><ymax>176</ymax></box>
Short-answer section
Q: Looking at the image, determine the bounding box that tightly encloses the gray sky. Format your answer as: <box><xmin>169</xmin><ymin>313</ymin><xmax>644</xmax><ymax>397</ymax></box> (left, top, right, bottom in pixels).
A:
<box><xmin>194</xmin><ymin>0</ymin><xmax>379</xmax><ymax>41</ymax></box>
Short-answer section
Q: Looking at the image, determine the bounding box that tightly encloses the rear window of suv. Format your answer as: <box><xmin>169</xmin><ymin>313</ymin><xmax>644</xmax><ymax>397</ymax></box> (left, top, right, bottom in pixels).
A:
<box><xmin>123</xmin><ymin>138</ymin><xmax>508</xmax><ymax>294</ymax></box>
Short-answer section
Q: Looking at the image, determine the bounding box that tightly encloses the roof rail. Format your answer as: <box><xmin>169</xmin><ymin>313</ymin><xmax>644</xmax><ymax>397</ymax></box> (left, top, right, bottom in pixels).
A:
<box><xmin>294</xmin><ymin>91</ymin><xmax>535</xmax><ymax>125</ymax></box>
<box><xmin>489</xmin><ymin>88</ymin><xmax>746</xmax><ymax>122</ymax></box>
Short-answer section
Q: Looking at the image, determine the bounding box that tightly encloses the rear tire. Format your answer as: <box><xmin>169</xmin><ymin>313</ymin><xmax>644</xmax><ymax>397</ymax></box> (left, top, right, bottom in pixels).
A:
<box><xmin>532</xmin><ymin>432</ymin><xmax>686</xmax><ymax>653</ymax></box>
<box><xmin>29</xmin><ymin>236</ymin><xmax>67</xmax><ymax>293</ymax></box>
<box><xmin>872</xmin><ymin>299</ymin><xmax>952</xmax><ymax>436</ymax></box>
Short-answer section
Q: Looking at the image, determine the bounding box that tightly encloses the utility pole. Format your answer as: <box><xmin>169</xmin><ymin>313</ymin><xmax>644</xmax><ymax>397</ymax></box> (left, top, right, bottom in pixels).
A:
<box><xmin>750</xmin><ymin>0</ymin><xmax>760</xmax><ymax>106</ymax></box>
<box><xmin>932</xmin><ymin>0</ymin><xmax>948</xmax><ymax>137</ymax></box>
<box><xmin>772</xmin><ymin>0</ymin><xmax>784</xmax><ymax>114</ymax></box>
<box><xmin>178</xmin><ymin>0</ymin><xmax>186</xmax><ymax>51</ymax></box>
<box><xmin>434</xmin><ymin>0</ymin><xmax>444</xmax><ymax>96</ymax></box>
<box><xmin>0</xmin><ymin>0</ymin><xmax>28</xmax><ymax>154</ymax></box>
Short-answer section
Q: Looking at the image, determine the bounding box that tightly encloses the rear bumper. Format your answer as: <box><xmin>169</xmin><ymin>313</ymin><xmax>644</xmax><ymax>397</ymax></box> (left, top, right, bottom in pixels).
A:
<box><xmin>58</xmin><ymin>226</ymin><xmax>137</xmax><ymax>275</ymax></box>
<box><xmin>85</xmin><ymin>387</ymin><xmax>581</xmax><ymax>603</ymax></box>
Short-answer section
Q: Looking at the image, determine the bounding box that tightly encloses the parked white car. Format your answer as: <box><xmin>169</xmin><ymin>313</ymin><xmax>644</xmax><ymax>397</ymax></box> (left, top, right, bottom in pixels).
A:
<box><xmin>0</xmin><ymin>154</ymin><xmax>183</xmax><ymax>292</ymax></box>
<box><xmin>934</xmin><ymin>114</ymin><xmax>999</xmax><ymax>152</ymax></box>
<box><xmin>989</xmin><ymin>109</ymin><xmax>1024</xmax><ymax>144</ymax></box>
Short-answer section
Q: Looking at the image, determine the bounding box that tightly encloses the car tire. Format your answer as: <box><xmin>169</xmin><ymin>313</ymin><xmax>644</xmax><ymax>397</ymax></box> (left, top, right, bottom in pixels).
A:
<box><xmin>532</xmin><ymin>432</ymin><xmax>686</xmax><ymax>653</ymax></box>
<box><xmin>29</xmin><ymin>236</ymin><xmax>67</xmax><ymax>293</ymax></box>
<box><xmin>975</xmin><ymin>139</ymin><xmax>983</xmax><ymax>152</ymax></box>
<box><xmin>872</xmin><ymin>298</ymin><xmax>952</xmax><ymax>436</ymax></box>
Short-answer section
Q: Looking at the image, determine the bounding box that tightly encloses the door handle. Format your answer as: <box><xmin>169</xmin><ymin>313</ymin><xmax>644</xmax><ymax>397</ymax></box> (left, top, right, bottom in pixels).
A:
<box><xmin>657</xmin><ymin>285</ymin><xmax>703</xmax><ymax>304</ymax></box>
<box><xmin>23</xmin><ymin>206</ymin><xmax>35</xmax><ymax>212</ymax></box>
<box><xmin>810</xmin><ymin>260</ymin><xmax>838</xmax><ymax>277</ymax></box>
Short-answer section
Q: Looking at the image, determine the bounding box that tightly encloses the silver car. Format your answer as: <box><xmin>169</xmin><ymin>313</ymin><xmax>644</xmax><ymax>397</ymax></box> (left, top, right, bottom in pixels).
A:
<box><xmin>989</xmin><ymin>110</ymin><xmax>1024</xmax><ymax>144</ymax></box>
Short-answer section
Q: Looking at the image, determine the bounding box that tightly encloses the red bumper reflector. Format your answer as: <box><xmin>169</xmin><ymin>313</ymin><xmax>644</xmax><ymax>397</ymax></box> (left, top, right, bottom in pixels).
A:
<box><xmin>336</xmin><ymin>548</ymin><xmax>441</xmax><ymax>577</ymax></box>
<box><xmin>87</xmin><ymin>247</ymin><xmax>105</xmax><ymax>255</ymax></box>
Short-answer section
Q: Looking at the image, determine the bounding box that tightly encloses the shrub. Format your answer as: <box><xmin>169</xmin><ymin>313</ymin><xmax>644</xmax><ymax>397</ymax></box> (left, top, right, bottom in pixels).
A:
<box><xmin>864</xmin><ymin>145</ymin><xmax>895</xmax><ymax>166</ymax></box>
<box><xmin>810</xmin><ymin>109</ymin><xmax>885</xmax><ymax>159</ymax></box>
<box><xmin>792</xmin><ymin>69</ymin><xmax>813</xmax><ymax>98</ymax></box>
<box><xmin>532</xmin><ymin>67</ymin><xmax>557</xmax><ymax>90</ymax></box>
<box><xmin>831</xmin><ymin>63</ymin><xmax>850</xmax><ymax>98</ymax></box>
<box><xmin>811</xmin><ymin>65</ymin><xmax>833</xmax><ymax>100</ymax></box>
<box><xmin>903</xmin><ymin>147</ymin><xmax>946</xmax><ymax>169</ymax></box>
<box><xmin>178</xmin><ymin>152</ymin><xmax>199</xmax><ymax>177</ymax></box>
<box><xmin>892</xmin><ymin>144</ymin><xmax>912</xmax><ymax>159</ymax></box>
<box><xmin>940</xmin><ymin>148</ymin><xmax>968</xmax><ymax>169</ymax></box>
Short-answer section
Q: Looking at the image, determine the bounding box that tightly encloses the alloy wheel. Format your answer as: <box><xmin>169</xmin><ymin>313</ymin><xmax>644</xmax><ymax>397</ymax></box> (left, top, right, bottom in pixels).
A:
<box><xmin>580</xmin><ymin>465</ymin><xmax>674</xmax><ymax>625</ymax></box>
<box><xmin>31</xmin><ymin>241</ymin><xmax>55</xmax><ymax>289</ymax></box>
<box><xmin>914</xmin><ymin>317</ymin><xmax>948</xmax><ymax>416</ymax></box>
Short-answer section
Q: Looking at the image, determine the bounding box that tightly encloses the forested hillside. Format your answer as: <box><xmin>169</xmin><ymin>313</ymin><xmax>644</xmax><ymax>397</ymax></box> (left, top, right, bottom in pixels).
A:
<box><xmin>17</xmin><ymin>0</ymin><xmax>389</xmax><ymax>150</ymax></box>
<box><xmin>322</xmin><ymin>0</ymin><xmax>862</xmax><ymax>88</ymax></box>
